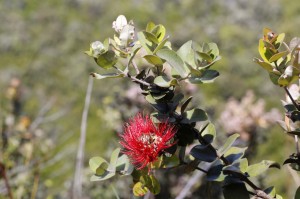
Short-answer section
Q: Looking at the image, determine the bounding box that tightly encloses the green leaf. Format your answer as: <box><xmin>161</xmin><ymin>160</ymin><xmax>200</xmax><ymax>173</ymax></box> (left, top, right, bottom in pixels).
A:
<box><xmin>156</xmin><ymin>49</ymin><xmax>190</xmax><ymax>78</ymax></box>
<box><xmin>151</xmin><ymin>24</ymin><xmax>166</xmax><ymax>42</ymax></box>
<box><xmin>201</xmin><ymin>123</ymin><xmax>216</xmax><ymax>144</ymax></box>
<box><xmin>116</xmin><ymin>154</ymin><xmax>134</xmax><ymax>175</ymax></box>
<box><xmin>269</xmin><ymin>51</ymin><xmax>289</xmax><ymax>63</ymax></box>
<box><xmin>275</xmin><ymin>33</ymin><xmax>285</xmax><ymax>49</ymax></box>
<box><xmin>208</xmin><ymin>42</ymin><xmax>220</xmax><ymax>58</ymax></box>
<box><xmin>153</xmin><ymin>75</ymin><xmax>178</xmax><ymax>88</ymax></box>
<box><xmin>89</xmin><ymin>157</ymin><xmax>109</xmax><ymax>173</ymax></box>
<box><xmin>95</xmin><ymin>50</ymin><xmax>117</xmax><ymax>69</ymax></box>
<box><xmin>236</xmin><ymin>158</ymin><xmax>249</xmax><ymax>173</ymax></box>
<box><xmin>253</xmin><ymin>58</ymin><xmax>274</xmax><ymax>72</ymax></box>
<box><xmin>218</xmin><ymin>134</ymin><xmax>240</xmax><ymax>156</ymax></box>
<box><xmin>96</xmin><ymin>163</ymin><xmax>109</xmax><ymax>176</ymax></box>
<box><xmin>128</xmin><ymin>44</ymin><xmax>142</xmax><ymax>66</ymax></box>
<box><xmin>180</xmin><ymin>96</ymin><xmax>193</xmax><ymax>114</ymax></box>
<box><xmin>223</xmin><ymin>183</ymin><xmax>250</xmax><ymax>199</ymax></box>
<box><xmin>146</xmin><ymin>21</ymin><xmax>156</xmax><ymax>32</ymax></box>
<box><xmin>188</xmin><ymin>70</ymin><xmax>219</xmax><ymax>84</ymax></box>
<box><xmin>246</xmin><ymin>160</ymin><xmax>280</xmax><ymax>177</ymax></box>
<box><xmin>108</xmin><ymin>148</ymin><xmax>121</xmax><ymax>172</ymax></box>
<box><xmin>90</xmin><ymin>73</ymin><xmax>124</xmax><ymax>80</ymax></box>
<box><xmin>133</xmin><ymin>182</ymin><xmax>149</xmax><ymax>197</ymax></box>
<box><xmin>140</xmin><ymin>175</ymin><xmax>161</xmax><ymax>195</ymax></box>
<box><xmin>90</xmin><ymin>172</ymin><xmax>115</xmax><ymax>182</ymax></box>
<box><xmin>177</xmin><ymin>40</ymin><xmax>197</xmax><ymax>68</ymax></box>
<box><xmin>196</xmin><ymin>51</ymin><xmax>213</xmax><ymax>62</ymax></box>
<box><xmin>295</xmin><ymin>186</ymin><xmax>300</xmax><ymax>199</ymax></box>
<box><xmin>138</xmin><ymin>31</ymin><xmax>155</xmax><ymax>54</ymax></box>
<box><xmin>269</xmin><ymin>71</ymin><xmax>280</xmax><ymax>85</ymax></box>
<box><xmin>259</xmin><ymin>39</ymin><xmax>269</xmax><ymax>62</ymax></box>
<box><xmin>143</xmin><ymin>31</ymin><xmax>159</xmax><ymax>44</ymax></box>
<box><xmin>207</xmin><ymin>160</ymin><xmax>225</xmax><ymax>181</ymax></box>
<box><xmin>181</xmin><ymin>108</ymin><xmax>208</xmax><ymax>123</ymax></box>
<box><xmin>153</xmin><ymin>36</ymin><xmax>170</xmax><ymax>54</ymax></box>
<box><xmin>190</xmin><ymin>144</ymin><xmax>218</xmax><ymax>162</ymax></box>
<box><xmin>143</xmin><ymin>55</ymin><xmax>164</xmax><ymax>66</ymax></box>
<box><xmin>224</xmin><ymin>147</ymin><xmax>247</xmax><ymax>164</ymax></box>
<box><xmin>278</xmin><ymin>65</ymin><xmax>294</xmax><ymax>86</ymax></box>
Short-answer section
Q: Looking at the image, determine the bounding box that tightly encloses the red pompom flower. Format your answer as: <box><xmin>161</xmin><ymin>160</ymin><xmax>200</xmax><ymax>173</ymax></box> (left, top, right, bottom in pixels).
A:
<box><xmin>119</xmin><ymin>114</ymin><xmax>176</xmax><ymax>170</ymax></box>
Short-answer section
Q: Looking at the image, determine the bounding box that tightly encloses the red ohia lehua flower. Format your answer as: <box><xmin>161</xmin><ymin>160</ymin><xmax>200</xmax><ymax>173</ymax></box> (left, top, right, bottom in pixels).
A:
<box><xmin>119</xmin><ymin>113</ymin><xmax>176</xmax><ymax>170</ymax></box>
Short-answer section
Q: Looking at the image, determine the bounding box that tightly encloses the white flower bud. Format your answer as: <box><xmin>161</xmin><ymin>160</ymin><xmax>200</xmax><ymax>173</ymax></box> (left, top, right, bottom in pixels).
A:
<box><xmin>112</xmin><ymin>15</ymin><xmax>127</xmax><ymax>33</ymax></box>
<box><xmin>91</xmin><ymin>41</ymin><xmax>104</xmax><ymax>57</ymax></box>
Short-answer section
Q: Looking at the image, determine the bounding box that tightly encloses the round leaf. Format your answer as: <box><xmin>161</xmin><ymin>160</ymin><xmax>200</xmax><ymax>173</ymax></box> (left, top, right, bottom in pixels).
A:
<box><xmin>190</xmin><ymin>144</ymin><xmax>218</xmax><ymax>162</ymax></box>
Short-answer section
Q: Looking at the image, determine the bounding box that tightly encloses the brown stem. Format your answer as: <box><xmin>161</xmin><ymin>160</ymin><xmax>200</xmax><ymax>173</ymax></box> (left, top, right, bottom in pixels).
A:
<box><xmin>0</xmin><ymin>162</ymin><xmax>13</xmax><ymax>199</ymax></box>
<box><xmin>284</xmin><ymin>86</ymin><xmax>300</xmax><ymax>111</ymax></box>
<box><xmin>30</xmin><ymin>167</ymin><xmax>40</xmax><ymax>199</ymax></box>
<box><xmin>113</xmin><ymin>66</ymin><xmax>150</xmax><ymax>87</ymax></box>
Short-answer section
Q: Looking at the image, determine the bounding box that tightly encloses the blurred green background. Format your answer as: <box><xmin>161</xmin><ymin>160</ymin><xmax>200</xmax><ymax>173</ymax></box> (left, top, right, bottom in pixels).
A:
<box><xmin>1</xmin><ymin>0</ymin><xmax>300</xmax><ymax>198</ymax></box>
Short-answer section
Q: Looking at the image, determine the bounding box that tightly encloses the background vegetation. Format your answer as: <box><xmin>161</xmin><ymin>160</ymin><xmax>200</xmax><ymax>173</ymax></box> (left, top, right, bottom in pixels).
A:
<box><xmin>1</xmin><ymin>0</ymin><xmax>300</xmax><ymax>198</ymax></box>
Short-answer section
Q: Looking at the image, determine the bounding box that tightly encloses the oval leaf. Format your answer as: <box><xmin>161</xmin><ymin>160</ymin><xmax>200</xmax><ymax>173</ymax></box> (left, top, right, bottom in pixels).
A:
<box><xmin>156</xmin><ymin>49</ymin><xmax>190</xmax><ymax>78</ymax></box>
<box><xmin>144</xmin><ymin>55</ymin><xmax>164</xmax><ymax>66</ymax></box>
<box><xmin>219</xmin><ymin>134</ymin><xmax>240</xmax><ymax>156</ymax></box>
<box><xmin>182</xmin><ymin>108</ymin><xmax>208</xmax><ymax>123</ymax></box>
<box><xmin>246</xmin><ymin>160</ymin><xmax>280</xmax><ymax>177</ymax></box>
<box><xmin>190</xmin><ymin>144</ymin><xmax>218</xmax><ymax>162</ymax></box>
<box><xmin>89</xmin><ymin>157</ymin><xmax>109</xmax><ymax>173</ymax></box>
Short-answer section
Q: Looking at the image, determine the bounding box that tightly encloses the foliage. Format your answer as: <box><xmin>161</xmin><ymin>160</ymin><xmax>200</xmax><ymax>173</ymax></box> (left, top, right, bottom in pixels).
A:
<box><xmin>86</xmin><ymin>15</ymin><xmax>298</xmax><ymax>199</ymax></box>
<box><xmin>2</xmin><ymin>1</ymin><xmax>300</xmax><ymax>198</ymax></box>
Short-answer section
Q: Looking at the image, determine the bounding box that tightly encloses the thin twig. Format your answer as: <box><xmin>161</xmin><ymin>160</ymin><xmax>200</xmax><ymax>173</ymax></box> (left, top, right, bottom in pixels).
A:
<box><xmin>30</xmin><ymin>165</ymin><xmax>40</xmax><ymax>199</ymax></box>
<box><xmin>0</xmin><ymin>162</ymin><xmax>13</xmax><ymax>199</ymax></box>
<box><xmin>175</xmin><ymin>163</ymin><xmax>211</xmax><ymax>199</ymax></box>
<box><xmin>72</xmin><ymin>76</ymin><xmax>94</xmax><ymax>199</ymax></box>
<box><xmin>113</xmin><ymin>66</ymin><xmax>150</xmax><ymax>87</ymax></box>
<box><xmin>132</xmin><ymin>60</ymin><xmax>140</xmax><ymax>74</ymax></box>
<box><xmin>284</xmin><ymin>86</ymin><xmax>300</xmax><ymax>111</ymax></box>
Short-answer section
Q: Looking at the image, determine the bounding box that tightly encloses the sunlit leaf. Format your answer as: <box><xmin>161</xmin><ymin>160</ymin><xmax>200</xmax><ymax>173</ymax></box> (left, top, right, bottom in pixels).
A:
<box><xmin>188</xmin><ymin>70</ymin><xmax>219</xmax><ymax>84</ymax></box>
<box><xmin>246</xmin><ymin>160</ymin><xmax>280</xmax><ymax>177</ymax></box>
<box><xmin>196</xmin><ymin>51</ymin><xmax>213</xmax><ymax>62</ymax></box>
<box><xmin>177</xmin><ymin>40</ymin><xmax>197</xmax><ymax>68</ymax></box>
<box><xmin>153</xmin><ymin>76</ymin><xmax>178</xmax><ymax>88</ymax></box>
<box><xmin>156</xmin><ymin>49</ymin><xmax>190</xmax><ymax>78</ymax></box>
<box><xmin>90</xmin><ymin>73</ymin><xmax>124</xmax><ymax>80</ymax></box>
<box><xmin>269</xmin><ymin>51</ymin><xmax>289</xmax><ymax>63</ymax></box>
<box><xmin>181</xmin><ymin>108</ymin><xmax>208</xmax><ymax>123</ymax></box>
<box><xmin>201</xmin><ymin>123</ymin><xmax>216</xmax><ymax>144</ymax></box>
<box><xmin>224</xmin><ymin>147</ymin><xmax>247</xmax><ymax>164</ymax></box>
<box><xmin>181</xmin><ymin>96</ymin><xmax>193</xmax><ymax>114</ymax></box>
<box><xmin>143</xmin><ymin>31</ymin><xmax>159</xmax><ymax>44</ymax></box>
<box><xmin>95</xmin><ymin>50</ymin><xmax>117</xmax><ymax>69</ymax></box>
<box><xmin>133</xmin><ymin>182</ymin><xmax>149</xmax><ymax>197</ymax></box>
<box><xmin>253</xmin><ymin>58</ymin><xmax>274</xmax><ymax>72</ymax></box>
<box><xmin>259</xmin><ymin>39</ymin><xmax>269</xmax><ymax>62</ymax></box>
<box><xmin>108</xmin><ymin>148</ymin><xmax>121</xmax><ymax>172</ymax></box>
<box><xmin>218</xmin><ymin>134</ymin><xmax>240</xmax><ymax>156</ymax></box>
<box><xmin>153</xmin><ymin>36</ymin><xmax>170</xmax><ymax>54</ymax></box>
<box><xmin>146</xmin><ymin>21</ymin><xmax>156</xmax><ymax>32</ymax></box>
<box><xmin>143</xmin><ymin>55</ymin><xmax>164</xmax><ymax>66</ymax></box>
<box><xmin>89</xmin><ymin>157</ymin><xmax>109</xmax><ymax>173</ymax></box>
<box><xmin>151</xmin><ymin>24</ymin><xmax>166</xmax><ymax>42</ymax></box>
<box><xmin>90</xmin><ymin>172</ymin><xmax>115</xmax><ymax>182</ymax></box>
